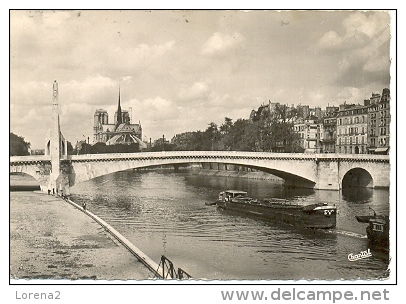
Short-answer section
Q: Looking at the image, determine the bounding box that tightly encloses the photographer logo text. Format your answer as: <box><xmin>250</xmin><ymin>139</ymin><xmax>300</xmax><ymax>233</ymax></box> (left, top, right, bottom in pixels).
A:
<box><xmin>348</xmin><ymin>249</ymin><xmax>372</xmax><ymax>261</ymax></box>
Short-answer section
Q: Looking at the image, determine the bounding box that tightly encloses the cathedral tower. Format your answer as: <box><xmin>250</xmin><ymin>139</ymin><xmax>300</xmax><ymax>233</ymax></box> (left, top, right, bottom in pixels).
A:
<box><xmin>116</xmin><ymin>86</ymin><xmax>122</xmax><ymax>127</ymax></box>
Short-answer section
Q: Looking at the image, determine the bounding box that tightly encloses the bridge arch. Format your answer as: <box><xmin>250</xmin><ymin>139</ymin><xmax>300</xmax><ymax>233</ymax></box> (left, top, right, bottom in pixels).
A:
<box><xmin>341</xmin><ymin>167</ymin><xmax>373</xmax><ymax>188</ymax></box>
<box><xmin>9</xmin><ymin>159</ymin><xmax>52</xmax><ymax>191</ymax></box>
<box><xmin>68</xmin><ymin>154</ymin><xmax>318</xmax><ymax>189</ymax></box>
<box><xmin>10</xmin><ymin>172</ymin><xmax>41</xmax><ymax>191</ymax></box>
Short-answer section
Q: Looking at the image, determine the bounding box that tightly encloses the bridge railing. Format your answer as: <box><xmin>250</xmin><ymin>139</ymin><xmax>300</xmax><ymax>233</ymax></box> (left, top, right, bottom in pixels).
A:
<box><xmin>68</xmin><ymin>151</ymin><xmax>389</xmax><ymax>161</ymax></box>
<box><xmin>10</xmin><ymin>151</ymin><xmax>389</xmax><ymax>163</ymax></box>
<box><xmin>10</xmin><ymin>155</ymin><xmax>51</xmax><ymax>162</ymax></box>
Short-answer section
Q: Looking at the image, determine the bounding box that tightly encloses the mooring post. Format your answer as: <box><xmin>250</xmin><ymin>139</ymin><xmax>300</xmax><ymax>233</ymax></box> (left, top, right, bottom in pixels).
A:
<box><xmin>161</xmin><ymin>255</ymin><xmax>165</xmax><ymax>278</ymax></box>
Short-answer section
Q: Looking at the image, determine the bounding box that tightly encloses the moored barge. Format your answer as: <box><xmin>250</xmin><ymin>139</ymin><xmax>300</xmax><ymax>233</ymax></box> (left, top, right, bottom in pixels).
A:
<box><xmin>215</xmin><ymin>190</ymin><xmax>337</xmax><ymax>229</ymax></box>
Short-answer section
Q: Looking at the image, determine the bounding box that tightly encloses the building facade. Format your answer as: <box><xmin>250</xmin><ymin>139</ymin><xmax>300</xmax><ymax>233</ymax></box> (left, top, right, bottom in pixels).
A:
<box><xmin>336</xmin><ymin>103</ymin><xmax>368</xmax><ymax>154</ymax></box>
<box><xmin>250</xmin><ymin>87</ymin><xmax>390</xmax><ymax>155</ymax></box>
<box><xmin>367</xmin><ymin>89</ymin><xmax>390</xmax><ymax>154</ymax></box>
<box><xmin>322</xmin><ymin>106</ymin><xmax>339</xmax><ymax>153</ymax></box>
<box><xmin>294</xmin><ymin>118</ymin><xmax>323</xmax><ymax>153</ymax></box>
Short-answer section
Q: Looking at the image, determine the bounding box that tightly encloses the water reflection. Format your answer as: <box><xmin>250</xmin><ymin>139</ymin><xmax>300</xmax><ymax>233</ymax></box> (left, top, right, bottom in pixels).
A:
<box><xmin>342</xmin><ymin>187</ymin><xmax>373</xmax><ymax>204</ymax></box>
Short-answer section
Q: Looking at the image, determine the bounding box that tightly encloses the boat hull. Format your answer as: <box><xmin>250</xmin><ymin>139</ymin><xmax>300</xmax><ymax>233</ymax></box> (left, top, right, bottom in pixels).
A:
<box><xmin>366</xmin><ymin>227</ymin><xmax>389</xmax><ymax>250</ymax></box>
<box><xmin>356</xmin><ymin>214</ymin><xmax>389</xmax><ymax>251</ymax></box>
<box><xmin>217</xmin><ymin>200</ymin><xmax>336</xmax><ymax>229</ymax></box>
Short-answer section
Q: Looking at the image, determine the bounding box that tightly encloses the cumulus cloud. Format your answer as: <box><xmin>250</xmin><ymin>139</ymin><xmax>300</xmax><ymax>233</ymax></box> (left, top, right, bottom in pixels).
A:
<box><xmin>318</xmin><ymin>12</ymin><xmax>389</xmax><ymax>51</ymax></box>
<box><xmin>318</xmin><ymin>31</ymin><xmax>345</xmax><ymax>49</ymax></box>
<box><xmin>317</xmin><ymin>11</ymin><xmax>391</xmax><ymax>89</ymax></box>
<box><xmin>335</xmin><ymin>85</ymin><xmax>380</xmax><ymax>105</ymax></box>
<box><xmin>116</xmin><ymin>41</ymin><xmax>175</xmax><ymax>62</ymax></box>
<box><xmin>177</xmin><ymin>81</ymin><xmax>212</xmax><ymax>102</ymax></box>
<box><xmin>202</xmin><ymin>32</ymin><xmax>244</xmax><ymax>56</ymax></box>
<box><xmin>63</xmin><ymin>75</ymin><xmax>117</xmax><ymax>105</ymax></box>
<box><xmin>342</xmin><ymin>11</ymin><xmax>389</xmax><ymax>38</ymax></box>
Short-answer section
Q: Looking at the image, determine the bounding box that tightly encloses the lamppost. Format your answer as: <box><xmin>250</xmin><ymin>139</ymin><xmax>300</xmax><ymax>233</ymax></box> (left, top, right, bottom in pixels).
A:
<box><xmin>83</xmin><ymin>135</ymin><xmax>90</xmax><ymax>154</ymax></box>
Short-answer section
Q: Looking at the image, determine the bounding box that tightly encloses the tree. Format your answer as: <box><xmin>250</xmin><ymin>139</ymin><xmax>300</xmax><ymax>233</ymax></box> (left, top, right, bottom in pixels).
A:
<box><xmin>75</xmin><ymin>141</ymin><xmax>91</xmax><ymax>154</ymax></box>
<box><xmin>261</xmin><ymin>110</ymin><xmax>302</xmax><ymax>153</ymax></box>
<box><xmin>222</xmin><ymin>118</ymin><xmax>252</xmax><ymax>151</ymax></box>
<box><xmin>219</xmin><ymin>117</ymin><xmax>233</xmax><ymax>135</ymax></box>
<box><xmin>67</xmin><ymin>141</ymin><xmax>75</xmax><ymax>155</ymax></box>
<box><xmin>10</xmin><ymin>133</ymin><xmax>30</xmax><ymax>156</ymax></box>
<box><xmin>204</xmin><ymin>122</ymin><xmax>220</xmax><ymax>150</ymax></box>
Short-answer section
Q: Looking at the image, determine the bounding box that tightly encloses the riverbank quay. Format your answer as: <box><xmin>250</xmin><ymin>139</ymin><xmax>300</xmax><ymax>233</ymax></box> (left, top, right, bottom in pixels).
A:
<box><xmin>10</xmin><ymin>191</ymin><xmax>158</xmax><ymax>281</ymax></box>
<box><xmin>192</xmin><ymin>168</ymin><xmax>284</xmax><ymax>181</ymax></box>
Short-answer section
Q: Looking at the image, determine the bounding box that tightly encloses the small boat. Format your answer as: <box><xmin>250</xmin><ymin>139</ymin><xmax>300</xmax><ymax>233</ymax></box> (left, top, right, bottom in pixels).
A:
<box><xmin>356</xmin><ymin>208</ymin><xmax>389</xmax><ymax>251</ymax></box>
<box><xmin>215</xmin><ymin>190</ymin><xmax>337</xmax><ymax>229</ymax></box>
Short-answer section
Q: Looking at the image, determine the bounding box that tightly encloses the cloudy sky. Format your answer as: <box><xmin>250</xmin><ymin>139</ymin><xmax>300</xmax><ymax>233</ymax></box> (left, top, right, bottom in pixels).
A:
<box><xmin>10</xmin><ymin>10</ymin><xmax>392</xmax><ymax>149</ymax></box>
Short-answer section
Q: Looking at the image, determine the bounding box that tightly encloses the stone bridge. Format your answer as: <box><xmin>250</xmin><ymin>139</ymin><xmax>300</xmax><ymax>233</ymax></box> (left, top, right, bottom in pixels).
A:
<box><xmin>10</xmin><ymin>151</ymin><xmax>390</xmax><ymax>193</ymax></box>
<box><xmin>9</xmin><ymin>81</ymin><xmax>391</xmax><ymax>194</ymax></box>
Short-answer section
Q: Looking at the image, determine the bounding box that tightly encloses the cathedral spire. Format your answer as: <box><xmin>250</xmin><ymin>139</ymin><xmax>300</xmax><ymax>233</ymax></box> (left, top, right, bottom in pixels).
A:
<box><xmin>116</xmin><ymin>85</ymin><xmax>122</xmax><ymax>127</ymax></box>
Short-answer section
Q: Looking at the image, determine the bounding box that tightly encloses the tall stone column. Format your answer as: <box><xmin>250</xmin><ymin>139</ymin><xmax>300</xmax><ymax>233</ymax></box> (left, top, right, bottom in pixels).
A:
<box><xmin>48</xmin><ymin>80</ymin><xmax>61</xmax><ymax>192</ymax></box>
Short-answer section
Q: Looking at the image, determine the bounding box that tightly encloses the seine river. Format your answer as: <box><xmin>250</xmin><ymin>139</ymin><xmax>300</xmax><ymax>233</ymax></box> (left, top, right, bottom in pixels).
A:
<box><xmin>69</xmin><ymin>169</ymin><xmax>390</xmax><ymax>281</ymax></box>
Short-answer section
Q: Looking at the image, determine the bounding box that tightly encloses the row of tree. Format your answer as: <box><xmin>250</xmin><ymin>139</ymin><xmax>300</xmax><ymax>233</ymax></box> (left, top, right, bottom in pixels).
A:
<box><xmin>171</xmin><ymin>105</ymin><xmax>304</xmax><ymax>153</ymax></box>
<box><xmin>76</xmin><ymin>142</ymin><xmax>141</xmax><ymax>154</ymax></box>
<box><xmin>10</xmin><ymin>133</ymin><xmax>31</xmax><ymax>156</ymax></box>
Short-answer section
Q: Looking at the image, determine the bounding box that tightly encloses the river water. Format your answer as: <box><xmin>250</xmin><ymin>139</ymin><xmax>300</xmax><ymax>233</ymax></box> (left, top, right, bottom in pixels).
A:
<box><xmin>69</xmin><ymin>169</ymin><xmax>391</xmax><ymax>281</ymax></box>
